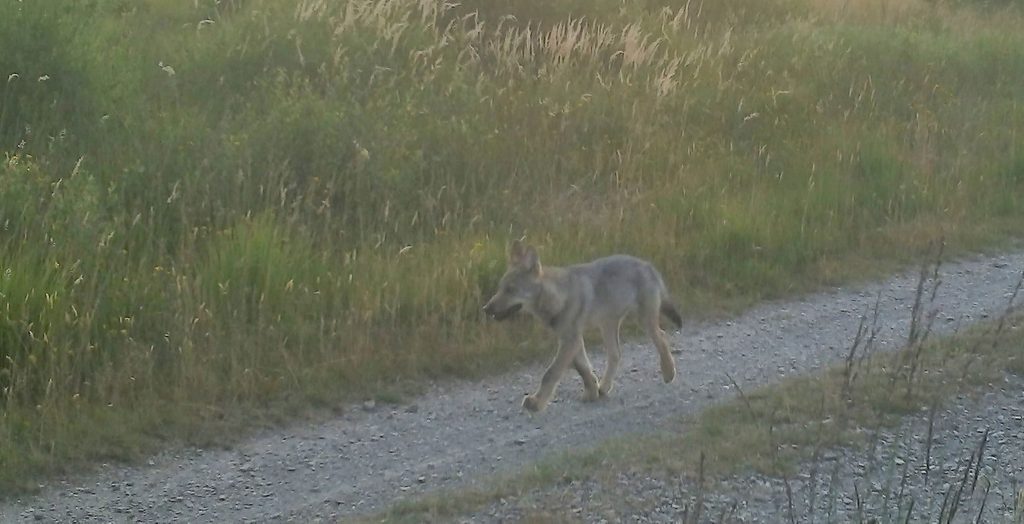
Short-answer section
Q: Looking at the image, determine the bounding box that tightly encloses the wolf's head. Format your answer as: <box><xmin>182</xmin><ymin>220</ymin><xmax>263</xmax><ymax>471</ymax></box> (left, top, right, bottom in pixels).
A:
<box><xmin>482</xmin><ymin>240</ymin><xmax>543</xmax><ymax>321</ymax></box>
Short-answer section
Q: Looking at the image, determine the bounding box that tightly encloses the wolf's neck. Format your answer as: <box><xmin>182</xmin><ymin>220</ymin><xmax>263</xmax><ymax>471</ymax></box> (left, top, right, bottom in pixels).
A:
<box><xmin>534</xmin><ymin>267</ymin><xmax>570</xmax><ymax>330</ymax></box>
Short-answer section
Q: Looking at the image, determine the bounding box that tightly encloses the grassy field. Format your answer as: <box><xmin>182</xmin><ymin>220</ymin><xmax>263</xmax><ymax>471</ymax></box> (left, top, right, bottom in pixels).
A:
<box><xmin>2</xmin><ymin>0</ymin><xmax>1024</xmax><ymax>493</ymax></box>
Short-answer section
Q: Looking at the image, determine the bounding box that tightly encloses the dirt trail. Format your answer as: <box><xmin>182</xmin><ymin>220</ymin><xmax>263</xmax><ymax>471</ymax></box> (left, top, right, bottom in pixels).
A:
<box><xmin>2</xmin><ymin>249</ymin><xmax>1023</xmax><ymax>523</ymax></box>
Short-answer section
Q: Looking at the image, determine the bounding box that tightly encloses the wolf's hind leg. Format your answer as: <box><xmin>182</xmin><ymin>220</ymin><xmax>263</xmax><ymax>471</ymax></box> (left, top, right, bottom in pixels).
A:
<box><xmin>641</xmin><ymin>300</ymin><xmax>676</xmax><ymax>383</ymax></box>
<box><xmin>598</xmin><ymin>318</ymin><xmax>623</xmax><ymax>397</ymax></box>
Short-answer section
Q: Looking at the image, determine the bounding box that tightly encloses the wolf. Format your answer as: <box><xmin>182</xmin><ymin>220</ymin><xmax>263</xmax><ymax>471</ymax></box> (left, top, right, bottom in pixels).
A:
<box><xmin>483</xmin><ymin>240</ymin><xmax>682</xmax><ymax>412</ymax></box>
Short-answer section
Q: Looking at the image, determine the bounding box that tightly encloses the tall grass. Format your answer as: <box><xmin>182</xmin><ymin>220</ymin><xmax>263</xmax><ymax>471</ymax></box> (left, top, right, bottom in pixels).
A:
<box><xmin>1</xmin><ymin>0</ymin><xmax>1023</xmax><ymax>492</ymax></box>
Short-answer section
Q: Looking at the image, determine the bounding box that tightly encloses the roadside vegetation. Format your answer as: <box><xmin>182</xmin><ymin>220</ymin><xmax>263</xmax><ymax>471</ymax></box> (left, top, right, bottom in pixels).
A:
<box><xmin>2</xmin><ymin>0</ymin><xmax>1024</xmax><ymax>493</ymax></box>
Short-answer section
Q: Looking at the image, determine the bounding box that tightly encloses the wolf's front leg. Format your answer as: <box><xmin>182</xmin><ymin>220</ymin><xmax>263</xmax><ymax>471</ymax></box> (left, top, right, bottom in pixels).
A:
<box><xmin>573</xmin><ymin>346</ymin><xmax>601</xmax><ymax>402</ymax></box>
<box><xmin>523</xmin><ymin>335</ymin><xmax>583</xmax><ymax>412</ymax></box>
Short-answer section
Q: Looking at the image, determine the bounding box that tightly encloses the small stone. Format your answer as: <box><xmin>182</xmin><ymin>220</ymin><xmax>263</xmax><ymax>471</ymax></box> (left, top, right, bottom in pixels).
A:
<box><xmin>405</xmin><ymin>404</ymin><xmax>419</xmax><ymax>414</ymax></box>
<box><xmin>362</xmin><ymin>400</ymin><xmax>376</xmax><ymax>412</ymax></box>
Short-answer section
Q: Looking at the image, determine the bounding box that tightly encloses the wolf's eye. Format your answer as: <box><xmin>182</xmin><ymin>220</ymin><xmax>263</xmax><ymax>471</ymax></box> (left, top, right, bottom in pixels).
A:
<box><xmin>504</xmin><ymin>284</ymin><xmax>516</xmax><ymax>294</ymax></box>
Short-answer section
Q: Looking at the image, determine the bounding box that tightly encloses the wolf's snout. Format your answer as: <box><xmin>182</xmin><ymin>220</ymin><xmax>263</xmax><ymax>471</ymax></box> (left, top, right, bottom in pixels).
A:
<box><xmin>483</xmin><ymin>301</ymin><xmax>521</xmax><ymax>320</ymax></box>
<box><xmin>482</xmin><ymin>300</ymin><xmax>501</xmax><ymax>318</ymax></box>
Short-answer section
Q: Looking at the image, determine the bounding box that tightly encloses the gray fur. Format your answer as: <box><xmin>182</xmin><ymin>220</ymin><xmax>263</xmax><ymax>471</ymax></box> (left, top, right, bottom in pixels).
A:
<box><xmin>483</xmin><ymin>241</ymin><xmax>681</xmax><ymax>412</ymax></box>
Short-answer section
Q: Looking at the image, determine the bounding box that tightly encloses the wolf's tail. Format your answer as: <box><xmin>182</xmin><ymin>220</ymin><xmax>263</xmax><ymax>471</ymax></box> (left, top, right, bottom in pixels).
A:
<box><xmin>660</xmin><ymin>301</ymin><xmax>683</xmax><ymax>329</ymax></box>
<box><xmin>652</xmin><ymin>266</ymin><xmax>683</xmax><ymax>329</ymax></box>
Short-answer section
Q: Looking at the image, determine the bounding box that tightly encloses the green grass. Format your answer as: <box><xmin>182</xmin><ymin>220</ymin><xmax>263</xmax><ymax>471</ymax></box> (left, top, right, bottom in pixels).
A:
<box><xmin>376</xmin><ymin>303</ymin><xmax>1024</xmax><ymax>522</ymax></box>
<box><xmin>2</xmin><ymin>0</ymin><xmax>1024</xmax><ymax>494</ymax></box>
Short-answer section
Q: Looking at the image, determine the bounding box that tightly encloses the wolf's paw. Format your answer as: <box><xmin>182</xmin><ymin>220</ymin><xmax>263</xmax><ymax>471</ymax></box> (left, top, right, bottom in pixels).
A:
<box><xmin>598</xmin><ymin>382</ymin><xmax>614</xmax><ymax>398</ymax></box>
<box><xmin>581</xmin><ymin>373</ymin><xmax>600</xmax><ymax>402</ymax></box>
<box><xmin>522</xmin><ymin>394</ymin><xmax>543</xmax><ymax>412</ymax></box>
<box><xmin>661</xmin><ymin>361</ymin><xmax>676</xmax><ymax>383</ymax></box>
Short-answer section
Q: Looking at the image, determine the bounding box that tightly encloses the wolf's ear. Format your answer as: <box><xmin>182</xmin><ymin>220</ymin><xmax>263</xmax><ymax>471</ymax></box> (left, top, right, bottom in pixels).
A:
<box><xmin>508</xmin><ymin>239</ymin><xmax>526</xmax><ymax>266</ymax></box>
<box><xmin>523</xmin><ymin>245</ymin><xmax>541</xmax><ymax>275</ymax></box>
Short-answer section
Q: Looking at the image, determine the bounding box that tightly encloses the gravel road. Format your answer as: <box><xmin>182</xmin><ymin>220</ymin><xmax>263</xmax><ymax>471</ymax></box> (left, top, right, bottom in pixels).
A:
<box><xmin>2</xmin><ymin>249</ymin><xmax>1023</xmax><ymax>523</ymax></box>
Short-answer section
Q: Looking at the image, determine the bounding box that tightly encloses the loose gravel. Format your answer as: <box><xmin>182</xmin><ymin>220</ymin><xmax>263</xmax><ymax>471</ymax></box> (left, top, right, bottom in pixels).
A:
<box><xmin>2</xmin><ymin>249</ymin><xmax>1023</xmax><ymax>523</ymax></box>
